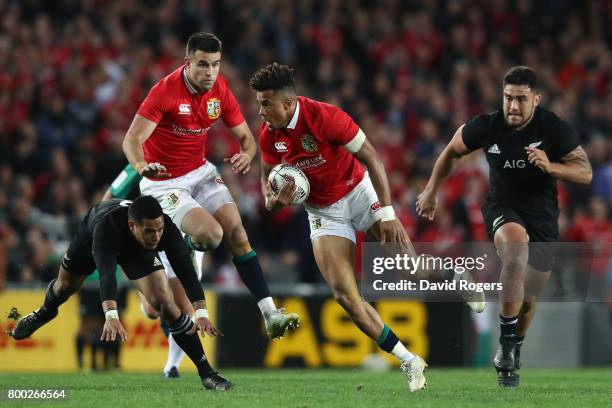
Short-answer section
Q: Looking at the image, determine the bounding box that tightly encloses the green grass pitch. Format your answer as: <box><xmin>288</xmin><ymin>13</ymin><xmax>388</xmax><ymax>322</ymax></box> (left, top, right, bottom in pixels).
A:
<box><xmin>0</xmin><ymin>368</ymin><xmax>610</xmax><ymax>407</ymax></box>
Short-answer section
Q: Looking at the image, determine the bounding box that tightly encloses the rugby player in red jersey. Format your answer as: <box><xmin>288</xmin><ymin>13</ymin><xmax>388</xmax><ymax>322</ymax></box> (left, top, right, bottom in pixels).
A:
<box><xmin>122</xmin><ymin>33</ymin><xmax>299</xmax><ymax>339</ymax></box>
<box><xmin>249</xmin><ymin>63</ymin><xmax>486</xmax><ymax>392</ymax></box>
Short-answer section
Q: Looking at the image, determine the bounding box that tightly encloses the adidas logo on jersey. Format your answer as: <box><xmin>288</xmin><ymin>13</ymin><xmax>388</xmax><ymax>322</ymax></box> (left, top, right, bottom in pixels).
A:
<box><xmin>178</xmin><ymin>103</ymin><xmax>191</xmax><ymax>115</ymax></box>
<box><xmin>153</xmin><ymin>258</ymin><xmax>162</xmax><ymax>267</ymax></box>
<box><xmin>487</xmin><ymin>144</ymin><xmax>501</xmax><ymax>154</ymax></box>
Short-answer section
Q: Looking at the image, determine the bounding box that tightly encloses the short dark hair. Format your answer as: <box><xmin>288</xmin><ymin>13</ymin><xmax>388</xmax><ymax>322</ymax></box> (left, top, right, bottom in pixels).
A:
<box><xmin>503</xmin><ymin>66</ymin><xmax>538</xmax><ymax>90</ymax></box>
<box><xmin>249</xmin><ymin>63</ymin><xmax>295</xmax><ymax>92</ymax></box>
<box><xmin>128</xmin><ymin>196</ymin><xmax>163</xmax><ymax>224</ymax></box>
<box><xmin>186</xmin><ymin>32</ymin><xmax>222</xmax><ymax>56</ymax></box>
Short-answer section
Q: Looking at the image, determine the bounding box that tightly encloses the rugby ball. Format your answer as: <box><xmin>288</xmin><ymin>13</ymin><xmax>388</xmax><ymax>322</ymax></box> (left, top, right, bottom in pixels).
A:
<box><xmin>268</xmin><ymin>164</ymin><xmax>310</xmax><ymax>205</ymax></box>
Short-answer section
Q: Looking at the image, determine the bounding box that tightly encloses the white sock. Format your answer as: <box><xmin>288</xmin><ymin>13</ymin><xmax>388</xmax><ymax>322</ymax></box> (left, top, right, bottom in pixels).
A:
<box><xmin>257</xmin><ymin>297</ymin><xmax>276</xmax><ymax>316</ymax></box>
<box><xmin>391</xmin><ymin>341</ymin><xmax>416</xmax><ymax>363</ymax></box>
<box><xmin>163</xmin><ymin>334</ymin><xmax>186</xmax><ymax>373</ymax></box>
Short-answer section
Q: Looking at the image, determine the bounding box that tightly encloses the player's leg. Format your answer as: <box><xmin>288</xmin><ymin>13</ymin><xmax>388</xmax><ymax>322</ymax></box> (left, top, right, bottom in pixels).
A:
<box><xmin>180</xmin><ymin>207</ymin><xmax>224</xmax><ymax>251</ymax></box>
<box><xmin>139</xmin><ymin>173</ymin><xmax>224</xmax><ymax>251</ymax></box>
<box><xmin>129</xmin><ymin>266</ymin><xmax>231</xmax><ymax>391</ymax></box>
<box><xmin>212</xmin><ymin>202</ymin><xmax>299</xmax><ymax>338</ymax></box>
<box><xmin>11</xmin><ymin>247</ymin><xmax>90</xmax><ymax>340</ymax></box>
<box><xmin>514</xmin><ymin>263</ymin><xmax>551</xmax><ymax>368</ymax></box>
<box><xmin>162</xmin><ymin>276</ymin><xmax>193</xmax><ymax>377</ymax></box>
<box><xmin>194</xmin><ymin>167</ymin><xmax>299</xmax><ymax>338</ymax></box>
<box><xmin>492</xmin><ymin>221</ymin><xmax>529</xmax><ymax>387</ymax></box>
<box><xmin>312</xmin><ymin>235</ymin><xmax>426</xmax><ymax>392</ymax></box>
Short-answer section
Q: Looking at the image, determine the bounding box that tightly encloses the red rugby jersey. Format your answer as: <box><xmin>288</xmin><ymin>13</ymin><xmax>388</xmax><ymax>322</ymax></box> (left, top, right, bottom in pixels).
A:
<box><xmin>259</xmin><ymin>96</ymin><xmax>365</xmax><ymax>207</ymax></box>
<box><xmin>137</xmin><ymin>66</ymin><xmax>244</xmax><ymax>179</ymax></box>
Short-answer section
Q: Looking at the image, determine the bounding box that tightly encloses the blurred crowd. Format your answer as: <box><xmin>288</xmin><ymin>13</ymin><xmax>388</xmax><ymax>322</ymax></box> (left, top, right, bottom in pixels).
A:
<box><xmin>0</xmin><ymin>0</ymin><xmax>610</xmax><ymax>289</ymax></box>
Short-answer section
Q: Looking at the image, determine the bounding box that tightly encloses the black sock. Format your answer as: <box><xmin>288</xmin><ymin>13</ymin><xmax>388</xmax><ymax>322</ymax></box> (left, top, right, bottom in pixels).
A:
<box><xmin>516</xmin><ymin>335</ymin><xmax>525</xmax><ymax>346</ymax></box>
<box><xmin>76</xmin><ymin>334</ymin><xmax>86</xmax><ymax>368</ymax></box>
<box><xmin>500</xmin><ymin>314</ymin><xmax>518</xmax><ymax>339</ymax></box>
<box><xmin>41</xmin><ymin>279</ymin><xmax>66</xmax><ymax>316</ymax></box>
<box><xmin>376</xmin><ymin>325</ymin><xmax>400</xmax><ymax>353</ymax></box>
<box><xmin>167</xmin><ymin>313</ymin><xmax>214</xmax><ymax>378</ymax></box>
<box><xmin>233</xmin><ymin>251</ymin><xmax>271</xmax><ymax>301</ymax></box>
<box><xmin>160</xmin><ymin>320</ymin><xmax>170</xmax><ymax>338</ymax></box>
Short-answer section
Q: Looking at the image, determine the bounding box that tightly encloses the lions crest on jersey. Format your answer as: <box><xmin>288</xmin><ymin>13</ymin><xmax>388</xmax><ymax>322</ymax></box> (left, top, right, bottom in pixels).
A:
<box><xmin>207</xmin><ymin>98</ymin><xmax>221</xmax><ymax>119</ymax></box>
<box><xmin>301</xmin><ymin>134</ymin><xmax>318</xmax><ymax>153</ymax></box>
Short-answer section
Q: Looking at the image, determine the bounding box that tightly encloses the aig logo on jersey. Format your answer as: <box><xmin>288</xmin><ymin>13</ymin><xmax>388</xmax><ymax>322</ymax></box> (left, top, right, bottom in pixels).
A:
<box><xmin>275</xmin><ymin>141</ymin><xmax>288</xmax><ymax>152</ymax></box>
<box><xmin>207</xmin><ymin>98</ymin><xmax>221</xmax><ymax>119</ymax></box>
<box><xmin>178</xmin><ymin>103</ymin><xmax>191</xmax><ymax>115</ymax></box>
<box><xmin>504</xmin><ymin>160</ymin><xmax>526</xmax><ymax>169</ymax></box>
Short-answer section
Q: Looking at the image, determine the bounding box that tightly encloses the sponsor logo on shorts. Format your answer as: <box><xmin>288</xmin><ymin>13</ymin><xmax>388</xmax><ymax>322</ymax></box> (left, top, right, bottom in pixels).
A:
<box><xmin>206</xmin><ymin>98</ymin><xmax>221</xmax><ymax>120</ymax></box>
<box><xmin>311</xmin><ymin>218</ymin><xmax>322</xmax><ymax>230</ymax></box>
<box><xmin>178</xmin><ymin>103</ymin><xmax>191</xmax><ymax>115</ymax></box>
<box><xmin>301</xmin><ymin>134</ymin><xmax>318</xmax><ymax>153</ymax></box>
<box><xmin>275</xmin><ymin>141</ymin><xmax>288</xmax><ymax>152</ymax></box>
<box><xmin>166</xmin><ymin>192</ymin><xmax>180</xmax><ymax>208</ymax></box>
<box><xmin>370</xmin><ymin>201</ymin><xmax>382</xmax><ymax>213</ymax></box>
<box><xmin>215</xmin><ymin>177</ymin><xmax>225</xmax><ymax>185</ymax></box>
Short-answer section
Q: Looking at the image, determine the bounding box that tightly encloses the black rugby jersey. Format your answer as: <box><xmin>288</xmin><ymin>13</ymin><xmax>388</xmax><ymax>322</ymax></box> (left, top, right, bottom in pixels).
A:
<box><xmin>462</xmin><ymin>106</ymin><xmax>579</xmax><ymax>219</ymax></box>
<box><xmin>79</xmin><ymin>199</ymin><xmax>202</xmax><ymax>302</ymax></box>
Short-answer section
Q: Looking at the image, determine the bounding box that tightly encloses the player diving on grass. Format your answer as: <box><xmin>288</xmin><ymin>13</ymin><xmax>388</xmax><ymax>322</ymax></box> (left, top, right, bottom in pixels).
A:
<box><xmin>120</xmin><ymin>32</ymin><xmax>299</xmax><ymax>339</ymax></box>
<box><xmin>249</xmin><ymin>63</ymin><xmax>486</xmax><ymax>392</ymax></box>
<box><xmin>416</xmin><ymin>66</ymin><xmax>592</xmax><ymax>387</ymax></box>
<box><xmin>102</xmin><ymin>165</ymin><xmax>204</xmax><ymax>378</ymax></box>
<box><xmin>11</xmin><ymin>196</ymin><xmax>232</xmax><ymax>390</ymax></box>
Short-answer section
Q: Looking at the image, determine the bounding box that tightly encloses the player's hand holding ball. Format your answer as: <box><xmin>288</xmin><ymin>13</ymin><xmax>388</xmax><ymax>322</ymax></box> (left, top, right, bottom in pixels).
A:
<box><xmin>265</xmin><ymin>164</ymin><xmax>310</xmax><ymax>211</ymax></box>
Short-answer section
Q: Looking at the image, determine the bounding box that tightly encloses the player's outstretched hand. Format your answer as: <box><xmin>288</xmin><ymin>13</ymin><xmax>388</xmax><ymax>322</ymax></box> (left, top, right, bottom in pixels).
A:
<box><xmin>379</xmin><ymin>219</ymin><xmax>410</xmax><ymax>247</ymax></box>
<box><xmin>138</xmin><ymin>162</ymin><xmax>172</xmax><ymax>178</ymax></box>
<box><xmin>416</xmin><ymin>188</ymin><xmax>437</xmax><ymax>220</ymax></box>
<box><xmin>526</xmin><ymin>147</ymin><xmax>551</xmax><ymax>173</ymax></box>
<box><xmin>193</xmin><ymin>317</ymin><xmax>223</xmax><ymax>337</ymax></box>
<box><xmin>101</xmin><ymin>319</ymin><xmax>128</xmax><ymax>342</ymax></box>
<box><xmin>224</xmin><ymin>153</ymin><xmax>251</xmax><ymax>174</ymax></box>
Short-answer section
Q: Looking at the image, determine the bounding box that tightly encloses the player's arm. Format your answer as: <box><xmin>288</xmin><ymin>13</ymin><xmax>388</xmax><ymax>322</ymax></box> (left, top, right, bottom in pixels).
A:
<box><xmin>527</xmin><ymin>145</ymin><xmax>592</xmax><ymax>185</ymax></box>
<box><xmin>92</xmin><ymin>222</ymin><xmax>128</xmax><ymax>342</ymax></box>
<box><xmin>416</xmin><ymin>125</ymin><xmax>471</xmax><ymax>220</ymax></box>
<box><xmin>226</xmin><ymin>121</ymin><xmax>257</xmax><ymax>174</ymax></box>
<box><xmin>162</xmin><ymin>221</ymin><xmax>221</xmax><ymax>336</ymax></box>
<box><xmin>260</xmin><ymin>159</ymin><xmax>296</xmax><ymax>212</ymax></box>
<box><xmin>351</xmin><ymin>130</ymin><xmax>409</xmax><ymax>245</ymax></box>
<box><xmin>122</xmin><ymin>114</ymin><xmax>171</xmax><ymax>178</ymax></box>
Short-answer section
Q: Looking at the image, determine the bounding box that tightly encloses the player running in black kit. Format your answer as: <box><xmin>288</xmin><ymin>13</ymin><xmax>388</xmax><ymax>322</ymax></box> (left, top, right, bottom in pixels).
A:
<box><xmin>11</xmin><ymin>196</ymin><xmax>232</xmax><ymax>391</ymax></box>
<box><xmin>416</xmin><ymin>66</ymin><xmax>592</xmax><ymax>387</ymax></box>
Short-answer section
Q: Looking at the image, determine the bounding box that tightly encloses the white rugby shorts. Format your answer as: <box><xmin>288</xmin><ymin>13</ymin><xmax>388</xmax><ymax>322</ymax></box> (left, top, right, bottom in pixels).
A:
<box><xmin>305</xmin><ymin>174</ymin><xmax>385</xmax><ymax>243</ymax></box>
<box><xmin>140</xmin><ymin>161</ymin><xmax>234</xmax><ymax>229</ymax></box>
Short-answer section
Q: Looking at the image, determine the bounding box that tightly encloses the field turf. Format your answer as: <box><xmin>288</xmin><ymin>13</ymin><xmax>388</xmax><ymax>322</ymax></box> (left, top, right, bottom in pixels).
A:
<box><xmin>0</xmin><ymin>368</ymin><xmax>610</xmax><ymax>407</ymax></box>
